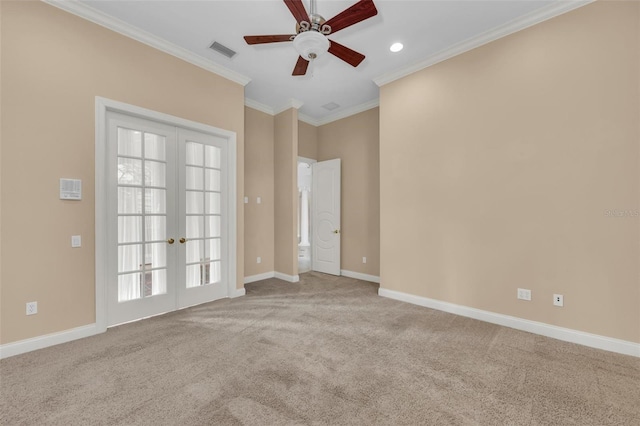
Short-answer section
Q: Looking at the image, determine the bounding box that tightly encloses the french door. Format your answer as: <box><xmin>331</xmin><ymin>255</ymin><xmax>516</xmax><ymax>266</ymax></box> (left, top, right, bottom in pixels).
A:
<box><xmin>106</xmin><ymin>112</ymin><xmax>228</xmax><ymax>326</ymax></box>
<box><xmin>178</xmin><ymin>128</ymin><xmax>228</xmax><ymax>308</ymax></box>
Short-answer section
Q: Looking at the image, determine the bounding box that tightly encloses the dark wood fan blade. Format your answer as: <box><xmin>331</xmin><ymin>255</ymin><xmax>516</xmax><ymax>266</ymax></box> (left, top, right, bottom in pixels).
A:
<box><xmin>284</xmin><ymin>0</ymin><xmax>309</xmax><ymax>25</ymax></box>
<box><xmin>293</xmin><ymin>56</ymin><xmax>310</xmax><ymax>75</ymax></box>
<box><xmin>328</xmin><ymin>40</ymin><xmax>365</xmax><ymax>67</ymax></box>
<box><xmin>244</xmin><ymin>35</ymin><xmax>295</xmax><ymax>45</ymax></box>
<box><xmin>324</xmin><ymin>0</ymin><xmax>378</xmax><ymax>35</ymax></box>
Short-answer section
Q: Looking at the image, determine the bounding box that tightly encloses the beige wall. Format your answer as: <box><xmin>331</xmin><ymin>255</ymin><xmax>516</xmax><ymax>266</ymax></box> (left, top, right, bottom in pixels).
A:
<box><xmin>0</xmin><ymin>2</ymin><xmax>245</xmax><ymax>344</ymax></box>
<box><xmin>298</xmin><ymin>121</ymin><xmax>318</xmax><ymax>160</ymax></box>
<box><xmin>380</xmin><ymin>1</ymin><xmax>639</xmax><ymax>343</ymax></box>
<box><xmin>244</xmin><ymin>107</ymin><xmax>275</xmax><ymax>277</ymax></box>
<box><xmin>274</xmin><ymin>109</ymin><xmax>299</xmax><ymax>277</ymax></box>
<box><xmin>317</xmin><ymin>108</ymin><xmax>380</xmax><ymax>277</ymax></box>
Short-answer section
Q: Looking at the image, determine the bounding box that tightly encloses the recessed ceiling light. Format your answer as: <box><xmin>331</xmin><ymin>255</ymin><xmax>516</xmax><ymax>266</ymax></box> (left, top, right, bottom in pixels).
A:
<box><xmin>390</xmin><ymin>42</ymin><xmax>404</xmax><ymax>53</ymax></box>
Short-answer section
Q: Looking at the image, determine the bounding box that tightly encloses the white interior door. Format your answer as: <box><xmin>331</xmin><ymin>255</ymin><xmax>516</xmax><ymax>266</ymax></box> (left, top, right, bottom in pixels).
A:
<box><xmin>177</xmin><ymin>129</ymin><xmax>228</xmax><ymax>308</ymax></box>
<box><xmin>106</xmin><ymin>112</ymin><xmax>230</xmax><ymax>326</ymax></box>
<box><xmin>312</xmin><ymin>159</ymin><xmax>341</xmax><ymax>275</ymax></box>
<box><xmin>107</xmin><ymin>112</ymin><xmax>177</xmax><ymax>325</ymax></box>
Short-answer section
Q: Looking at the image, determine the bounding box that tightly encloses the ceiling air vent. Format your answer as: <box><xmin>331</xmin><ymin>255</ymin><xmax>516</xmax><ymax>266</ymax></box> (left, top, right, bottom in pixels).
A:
<box><xmin>209</xmin><ymin>41</ymin><xmax>237</xmax><ymax>59</ymax></box>
<box><xmin>322</xmin><ymin>102</ymin><xmax>340</xmax><ymax>111</ymax></box>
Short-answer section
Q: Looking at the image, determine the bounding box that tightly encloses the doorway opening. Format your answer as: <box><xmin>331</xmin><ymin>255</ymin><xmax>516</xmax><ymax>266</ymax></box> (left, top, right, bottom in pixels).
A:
<box><xmin>297</xmin><ymin>157</ymin><xmax>315</xmax><ymax>273</ymax></box>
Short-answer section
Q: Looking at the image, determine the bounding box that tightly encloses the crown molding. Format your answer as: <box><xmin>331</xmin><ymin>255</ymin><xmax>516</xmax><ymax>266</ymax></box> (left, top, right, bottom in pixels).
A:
<box><xmin>245</xmin><ymin>98</ymin><xmax>305</xmax><ymax>118</ymax></box>
<box><xmin>290</xmin><ymin>99</ymin><xmax>305</xmax><ymax>110</ymax></box>
<box><xmin>298</xmin><ymin>113</ymin><xmax>321</xmax><ymax>127</ymax></box>
<box><xmin>373</xmin><ymin>0</ymin><xmax>595</xmax><ymax>87</ymax></box>
<box><xmin>244</xmin><ymin>98</ymin><xmax>275</xmax><ymax>115</ymax></box>
<box><xmin>245</xmin><ymin>99</ymin><xmax>321</xmax><ymax>126</ymax></box>
<box><xmin>245</xmin><ymin>97</ymin><xmax>379</xmax><ymax>127</ymax></box>
<box><xmin>43</xmin><ymin>0</ymin><xmax>251</xmax><ymax>86</ymax></box>
<box><xmin>312</xmin><ymin>99</ymin><xmax>380</xmax><ymax>127</ymax></box>
<box><xmin>245</xmin><ymin>98</ymin><xmax>307</xmax><ymax>119</ymax></box>
<box><xmin>274</xmin><ymin>98</ymin><xmax>304</xmax><ymax>115</ymax></box>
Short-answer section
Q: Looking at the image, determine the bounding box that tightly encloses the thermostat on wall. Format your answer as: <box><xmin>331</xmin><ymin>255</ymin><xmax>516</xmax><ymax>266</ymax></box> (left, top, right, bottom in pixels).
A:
<box><xmin>60</xmin><ymin>178</ymin><xmax>82</xmax><ymax>200</ymax></box>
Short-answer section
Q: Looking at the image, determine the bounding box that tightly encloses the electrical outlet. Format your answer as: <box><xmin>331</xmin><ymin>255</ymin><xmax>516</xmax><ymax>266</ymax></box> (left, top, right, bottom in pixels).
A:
<box><xmin>257</xmin><ymin>257</ymin><xmax>261</xmax><ymax>264</ymax></box>
<box><xmin>26</xmin><ymin>301</ymin><xmax>38</xmax><ymax>315</ymax></box>
<box><xmin>362</xmin><ymin>257</ymin><xmax>367</xmax><ymax>264</ymax></box>
<box><xmin>517</xmin><ymin>288</ymin><xmax>531</xmax><ymax>301</ymax></box>
<box><xmin>256</xmin><ymin>197</ymin><xmax>261</xmax><ymax>204</ymax></box>
<box><xmin>553</xmin><ymin>294</ymin><xmax>564</xmax><ymax>307</ymax></box>
<box><xmin>244</xmin><ymin>197</ymin><xmax>248</xmax><ymax>204</ymax></box>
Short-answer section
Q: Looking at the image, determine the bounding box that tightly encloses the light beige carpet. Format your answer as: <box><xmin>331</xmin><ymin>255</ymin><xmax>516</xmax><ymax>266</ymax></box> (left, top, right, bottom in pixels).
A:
<box><xmin>1</xmin><ymin>272</ymin><xmax>639</xmax><ymax>425</ymax></box>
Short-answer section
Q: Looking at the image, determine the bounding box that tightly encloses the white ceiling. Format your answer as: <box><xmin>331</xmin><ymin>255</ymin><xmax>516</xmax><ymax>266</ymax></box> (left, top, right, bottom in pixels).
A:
<box><xmin>53</xmin><ymin>1</ymin><xmax>588</xmax><ymax>124</ymax></box>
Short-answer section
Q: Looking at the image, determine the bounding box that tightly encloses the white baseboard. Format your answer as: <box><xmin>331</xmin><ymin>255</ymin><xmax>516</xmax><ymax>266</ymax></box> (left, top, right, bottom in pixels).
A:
<box><xmin>341</xmin><ymin>270</ymin><xmax>380</xmax><ymax>284</ymax></box>
<box><xmin>3</xmin><ymin>285</ymin><xmax>247</xmax><ymax>359</ymax></box>
<box><xmin>274</xmin><ymin>272</ymin><xmax>300</xmax><ymax>283</ymax></box>
<box><xmin>231</xmin><ymin>287</ymin><xmax>246</xmax><ymax>298</ymax></box>
<box><xmin>0</xmin><ymin>323</ymin><xmax>104</xmax><ymax>360</ymax></box>
<box><xmin>243</xmin><ymin>271</ymin><xmax>275</xmax><ymax>284</ymax></box>
<box><xmin>378</xmin><ymin>287</ymin><xmax>640</xmax><ymax>358</ymax></box>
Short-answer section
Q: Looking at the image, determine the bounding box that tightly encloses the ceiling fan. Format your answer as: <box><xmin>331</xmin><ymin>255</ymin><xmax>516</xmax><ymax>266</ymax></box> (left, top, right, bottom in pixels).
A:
<box><xmin>244</xmin><ymin>0</ymin><xmax>378</xmax><ymax>76</ymax></box>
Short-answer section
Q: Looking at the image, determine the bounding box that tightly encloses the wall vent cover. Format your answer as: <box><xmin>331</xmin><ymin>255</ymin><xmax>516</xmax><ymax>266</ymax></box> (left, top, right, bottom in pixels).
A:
<box><xmin>209</xmin><ymin>41</ymin><xmax>237</xmax><ymax>59</ymax></box>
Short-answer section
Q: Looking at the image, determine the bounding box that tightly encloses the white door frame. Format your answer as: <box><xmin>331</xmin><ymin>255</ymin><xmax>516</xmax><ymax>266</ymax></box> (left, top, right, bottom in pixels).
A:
<box><xmin>95</xmin><ymin>97</ymin><xmax>237</xmax><ymax>332</ymax></box>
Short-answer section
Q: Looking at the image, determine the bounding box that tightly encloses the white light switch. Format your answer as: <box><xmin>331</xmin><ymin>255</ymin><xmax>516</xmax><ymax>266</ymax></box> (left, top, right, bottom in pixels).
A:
<box><xmin>244</xmin><ymin>197</ymin><xmax>249</xmax><ymax>204</ymax></box>
<box><xmin>257</xmin><ymin>197</ymin><xmax>261</xmax><ymax>204</ymax></box>
<box><xmin>71</xmin><ymin>235</ymin><xmax>82</xmax><ymax>248</ymax></box>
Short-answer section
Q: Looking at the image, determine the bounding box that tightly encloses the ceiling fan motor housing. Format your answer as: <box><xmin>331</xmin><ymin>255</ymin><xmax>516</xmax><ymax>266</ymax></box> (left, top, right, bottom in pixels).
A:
<box><xmin>296</xmin><ymin>14</ymin><xmax>331</xmax><ymax>34</ymax></box>
<box><xmin>309</xmin><ymin>13</ymin><xmax>326</xmax><ymax>31</ymax></box>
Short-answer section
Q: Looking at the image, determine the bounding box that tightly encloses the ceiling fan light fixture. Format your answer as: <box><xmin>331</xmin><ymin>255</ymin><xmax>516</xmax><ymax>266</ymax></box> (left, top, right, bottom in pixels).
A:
<box><xmin>293</xmin><ymin>30</ymin><xmax>329</xmax><ymax>60</ymax></box>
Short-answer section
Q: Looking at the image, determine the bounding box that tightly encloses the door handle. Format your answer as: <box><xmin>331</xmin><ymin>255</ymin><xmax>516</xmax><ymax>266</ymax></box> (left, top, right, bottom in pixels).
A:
<box><xmin>333</xmin><ymin>229</ymin><xmax>340</xmax><ymax>234</ymax></box>
<box><xmin>167</xmin><ymin>238</ymin><xmax>175</xmax><ymax>244</ymax></box>
<box><xmin>180</xmin><ymin>238</ymin><xmax>187</xmax><ymax>244</ymax></box>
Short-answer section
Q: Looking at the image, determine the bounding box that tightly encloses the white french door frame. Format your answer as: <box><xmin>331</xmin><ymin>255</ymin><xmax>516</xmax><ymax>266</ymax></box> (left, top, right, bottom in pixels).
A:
<box><xmin>95</xmin><ymin>97</ymin><xmax>237</xmax><ymax>332</ymax></box>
